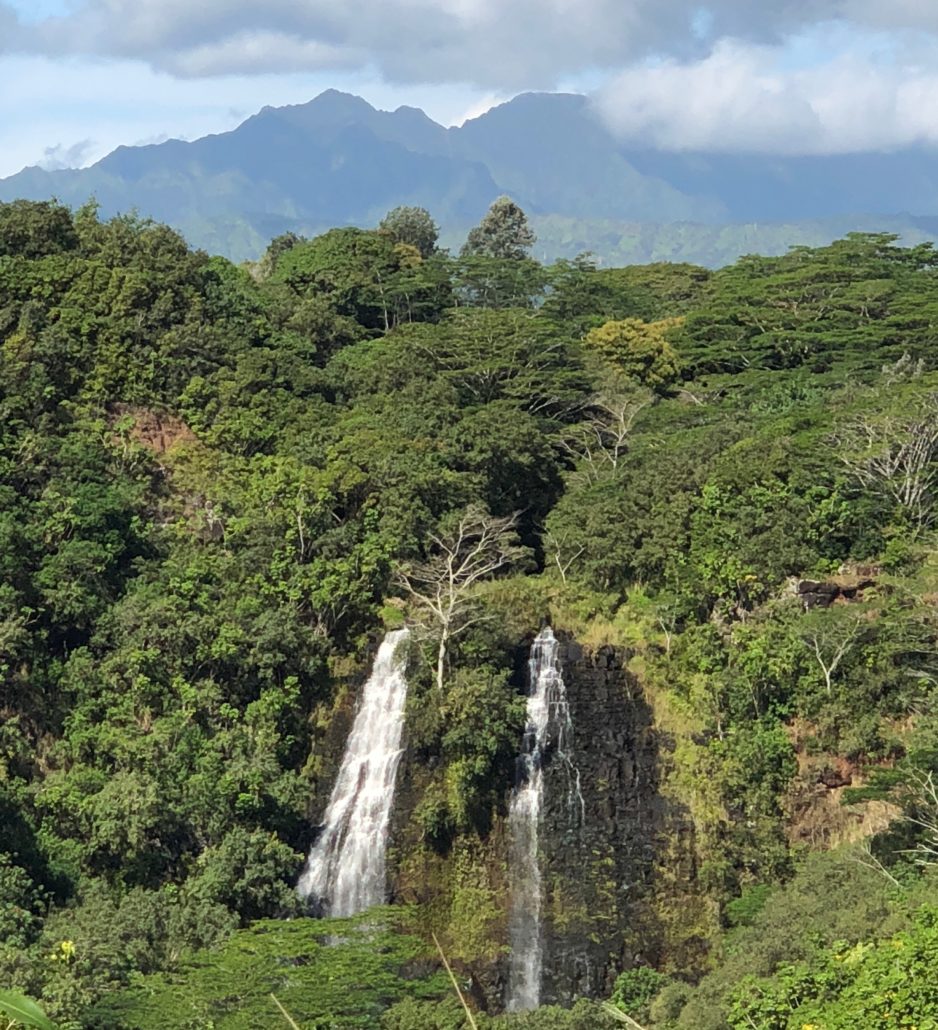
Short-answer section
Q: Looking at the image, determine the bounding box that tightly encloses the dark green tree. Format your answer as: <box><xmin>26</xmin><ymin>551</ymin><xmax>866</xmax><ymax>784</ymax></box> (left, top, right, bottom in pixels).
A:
<box><xmin>378</xmin><ymin>206</ymin><xmax>440</xmax><ymax>259</ymax></box>
<box><xmin>256</xmin><ymin>230</ymin><xmax>304</xmax><ymax>278</ymax></box>
<box><xmin>461</xmin><ymin>196</ymin><xmax>535</xmax><ymax>261</ymax></box>
<box><xmin>0</xmin><ymin>199</ymin><xmax>78</xmax><ymax>258</ymax></box>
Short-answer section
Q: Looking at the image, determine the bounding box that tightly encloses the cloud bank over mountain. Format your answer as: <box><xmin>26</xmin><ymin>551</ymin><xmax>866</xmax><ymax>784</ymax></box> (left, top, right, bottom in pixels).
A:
<box><xmin>595</xmin><ymin>39</ymin><xmax>938</xmax><ymax>154</ymax></box>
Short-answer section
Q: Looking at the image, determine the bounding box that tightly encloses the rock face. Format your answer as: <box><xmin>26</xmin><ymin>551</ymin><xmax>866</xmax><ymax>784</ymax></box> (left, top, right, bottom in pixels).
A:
<box><xmin>797</xmin><ymin>577</ymin><xmax>875</xmax><ymax>609</ymax></box>
<box><xmin>537</xmin><ymin>634</ymin><xmax>661</xmax><ymax>1004</ymax></box>
<box><xmin>384</xmin><ymin>631</ymin><xmax>664</xmax><ymax>1012</ymax></box>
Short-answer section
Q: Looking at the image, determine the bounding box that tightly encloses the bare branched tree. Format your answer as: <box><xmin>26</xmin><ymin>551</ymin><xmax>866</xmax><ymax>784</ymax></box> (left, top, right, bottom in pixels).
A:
<box><xmin>396</xmin><ymin>507</ymin><xmax>526</xmax><ymax>692</ymax></box>
<box><xmin>801</xmin><ymin>614</ymin><xmax>865</xmax><ymax>695</ymax></box>
<box><xmin>563</xmin><ymin>388</ymin><xmax>651</xmax><ymax>484</ymax></box>
<box><xmin>902</xmin><ymin>769</ymin><xmax>938</xmax><ymax>867</ymax></box>
<box><xmin>543</xmin><ymin>527</ymin><xmax>585</xmax><ymax>584</ymax></box>
<box><xmin>657</xmin><ymin>613</ymin><xmax>678</xmax><ymax>656</ymax></box>
<box><xmin>837</xmin><ymin>392</ymin><xmax>938</xmax><ymax>531</ymax></box>
<box><xmin>847</xmin><ymin>840</ymin><xmax>902</xmax><ymax>888</ymax></box>
<box><xmin>881</xmin><ymin>352</ymin><xmax>926</xmax><ymax>385</ymax></box>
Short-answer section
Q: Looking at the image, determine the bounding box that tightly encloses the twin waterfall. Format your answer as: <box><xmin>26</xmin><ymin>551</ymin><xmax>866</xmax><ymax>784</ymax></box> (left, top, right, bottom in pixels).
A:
<box><xmin>506</xmin><ymin>627</ymin><xmax>583</xmax><ymax>1012</ymax></box>
<box><xmin>297</xmin><ymin>624</ymin><xmax>581</xmax><ymax>1013</ymax></box>
<box><xmin>297</xmin><ymin>628</ymin><xmax>410</xmax><ymax>916</ymax></box>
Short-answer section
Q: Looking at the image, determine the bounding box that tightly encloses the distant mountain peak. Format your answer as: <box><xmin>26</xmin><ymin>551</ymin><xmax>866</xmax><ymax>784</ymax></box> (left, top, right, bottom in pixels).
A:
<box><xmin>311</xmin><ymin>88</ymin><xmax>376</xmax><ymax>111</ymax></box>
<box><xmin>251</xmin><ymin>90</ymin><xmax>380</xmax><ymax>132</ymax></box>
<box><xmin>392</xmin><ymin>104</ymin><xmax>440</xmax><ymax>123</ymax></box>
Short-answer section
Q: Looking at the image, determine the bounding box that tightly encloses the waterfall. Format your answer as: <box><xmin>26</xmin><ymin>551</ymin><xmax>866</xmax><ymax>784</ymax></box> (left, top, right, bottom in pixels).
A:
<box><xmin>297</xmin><ymin>627</ymin><xmax>410</xmax><ymax>917</ymax></box>
<box><xmin>506</xmin><ymin>626</ymin><xmax>584</xmax><ymax>1012</ymax></box>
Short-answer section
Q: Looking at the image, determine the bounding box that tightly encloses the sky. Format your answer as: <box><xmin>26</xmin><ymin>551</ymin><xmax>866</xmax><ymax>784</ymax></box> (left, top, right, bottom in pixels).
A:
<box><xmin>2</xmin><ymin>0</ymin><xmax>938</xmax><ymax>177</ymax></box>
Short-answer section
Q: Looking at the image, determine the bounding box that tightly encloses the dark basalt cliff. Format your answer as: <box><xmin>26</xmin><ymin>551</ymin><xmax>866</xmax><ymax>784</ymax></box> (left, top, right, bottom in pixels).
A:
<box><xmin>538</xmin><ymin>635</ymin><xmax>662</xmax><ymax>1003</ymax></box>
<box><xmin>386</xmin><ymin>631</ymin><xmax>669</xmax><ymax>1011</ymax></box>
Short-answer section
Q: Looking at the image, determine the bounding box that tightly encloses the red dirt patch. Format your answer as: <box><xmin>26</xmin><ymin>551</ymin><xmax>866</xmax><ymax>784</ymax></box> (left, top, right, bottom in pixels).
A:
<box><xmin>111</xmin><ymin>405</ymin><xmax>197</xmax><ymax>454</ymax></box>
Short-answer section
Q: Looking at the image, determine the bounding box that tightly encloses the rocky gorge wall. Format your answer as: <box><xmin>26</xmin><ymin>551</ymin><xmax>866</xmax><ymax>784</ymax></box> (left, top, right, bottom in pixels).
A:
<box><xmin>538</xmin><ymin>633</ymin><xmax>663</xmax><ymax>1002</ymax></box>
<box><xmin>384</xmin><ymin>629</ymin><xmax>671</xmax><ymax>1010</ymax></box>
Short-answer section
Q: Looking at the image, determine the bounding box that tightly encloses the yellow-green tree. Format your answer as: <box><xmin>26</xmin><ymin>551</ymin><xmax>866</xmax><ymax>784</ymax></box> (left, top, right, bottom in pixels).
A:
<box><xmin>583</xmin><ymin>316</ymin><xmax>683</xmax><ymax>392</ymax></box>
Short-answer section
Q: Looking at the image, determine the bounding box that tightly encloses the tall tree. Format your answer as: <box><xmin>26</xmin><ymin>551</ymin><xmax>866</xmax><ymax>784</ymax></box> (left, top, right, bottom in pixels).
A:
<box><xmin>583</xmin><ymin>317</ymin><xmax>683</xmax><ymax>393</ymax></box>
<box><xmin>256</xmin><ymin>231</ymin><xmax>304</xmax><ymax>279</ymax></box>
<box><xmin>461</xmin><ymin>196</ymin><xmax>535</xmax><ymax>261</ymax></box>
<box><xmin>378</xmin><ymin>206</ymin><xmax>439</xmax><ymax>260</ymax></box>
<box><xmin>396</xmin><ymin>506</ymin><xmax>526</xmax><ymax>692</ymax></box>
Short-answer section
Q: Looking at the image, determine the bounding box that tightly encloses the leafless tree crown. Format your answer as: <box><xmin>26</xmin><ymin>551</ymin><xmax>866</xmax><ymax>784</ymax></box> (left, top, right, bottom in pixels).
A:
<box><xmin>396</xmin><ymin>506</ymin><xmax>525</xmax><ymax>690</ymax></box>
<box><xmin>837</xmin><ymin>392</ymin><xmax>938</xmax><ymax>531</ymax></box>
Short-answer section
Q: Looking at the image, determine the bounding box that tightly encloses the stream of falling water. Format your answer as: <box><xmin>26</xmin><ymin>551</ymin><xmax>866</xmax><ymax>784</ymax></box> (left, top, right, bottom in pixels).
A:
<box><xmin>297</xmin><ymin>627</ymin><xmax>410</xmax><ymax>917</ymax></box>
<box><xmin>506</xmin><ymin>626</ymin><xmax>584</xmax><ymax>1011</ymax></box>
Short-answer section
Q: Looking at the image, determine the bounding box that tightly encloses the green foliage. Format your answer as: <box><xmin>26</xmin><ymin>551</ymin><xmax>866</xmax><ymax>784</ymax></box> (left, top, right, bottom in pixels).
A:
<box><xmin>729</xmin><ymin>907</ymin><xmax>938</xmax><ymax>1029</ymax></box>
<box><xmin>273</xmin><ymin>227</ymin><xmax>402</xmax><ymax>331</ymax></box>
<box><xmin>675</xmin><ymin>850</ymin><xmax>919</xmax><ymax>1029</ymax></box>
<box><xmin>583</xmin><ymin>318</ymin><xmax>683</xmax><ymax>392</ymax></box>
<box><xmin>649</xmin><ymin>982</ymin><xmax>693</xmax><ymax>1027</ymax></box>
<box><xmin>183</xmin><ymin>828</ymin><xmax>303</xmax><ymax>921</ymax></box>
<box><xmin>542</xmin><ymin>257</ymin><xmax>709</xmax><ymax>332</ymax></box>
<box><xmin>379</xmin><ymin>206</ymin><xmax>440</xmax><ymax>259</ymax></box>
<box><xmin>462</xmin><ymin>197</ymin><xmax>536</xmax><ymax>261</ymax></box>
<box><xmin>255</xmin><ymin>231</ymin><xmax>304</xmax><ymax>278</ymax></box>
<box><xmin>680</xmin><ymin>234</ymin><xmax>938</xmax><ymax>375</ymax></box>
<box><xmin>611</xmin><ymin>966</ymin><xmax>669</xmax><ymax>1021</ymax></box>
<box><xmin>3</xmin><ymin>201</ymin><xmax>938</xmax><ymax>1029</ymax></box>
<box><xmin>91</xmin><ymin>914</ymin><xmax>450</xmax><ymax>1029</ymax></box>
<box><xmin>382</xmin><ymin>996</ymin><xmax>469</xmax><ymax>1029</ymax></box>
<box><xmin>454</xmin><ymin>256</ymin><xmax>548</xmax><ymax>309</ymax></box>
<box><xmin>0</xmin><ymin>992</ymin><xmax>56</xmax><ymax>1030</ymax></box>
<box><xmin>273</xmin><ymin>226</ymin><xmax>450</xmax><ymax>331</ymax></box>
<box><xmin>439</xmin><ymin>667</ymin><xmax>526</xmax><ymax>829</ymax></box>
<box><xmin>382</xmin><ymin>998</ymin><xmax>620</xmax><ymax>1030</ymax></box>
<box><xmin>0</xmin><ymin>199</ymin><xmax>78</xmax><ymax>259</ymax></box>
<box><xmin>0</xmin><ymin>853</ymin><xmax>45</xmax><ymax>949</ymax></box>
<box><xmin>488</xmin><ymin>1001</ymin><xmax>621</xmax><ymax>1028</ymax></box>
<box><xmin>724</xmin><ymin>884</ymin><xmax>773</xmax><ymax>928</ymax></box>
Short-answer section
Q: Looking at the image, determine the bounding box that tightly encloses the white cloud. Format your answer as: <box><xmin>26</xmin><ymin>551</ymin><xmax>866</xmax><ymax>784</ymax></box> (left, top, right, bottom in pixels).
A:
<box><xmin>0</xmin><ymin>2</ymin><xmax>22</xmax><ymax>41</ymax></box>
<box><xmin>0</xmin><ymin>0</ymin><xmax>844</xmax><ymax>86</ymax></box>
<box><xmin>595</xmin><ymin>40</ymin><xmax>938</xmax><ymax>153</ymax></box>
<box><xmin>163</xmin><ymin>31</ymin><xmax>360</xmax><ymax>77</ymax></box>
<box><xmin>9</xmin><ymin>0</ymin><xmax>938</xmax><ymax>89</ymax></box>
<box><xmin>844</xmin><ymin>0</ymin><xmax>938</xmax><ymax>34</ymax></box>
<box><xmin>40</xmin><ymin>138</ymin><xmax>96</xmax><ymax>169</ymax></box>
<box><xmin>454</xmin><ymin>92</ymin><xmax>506</xmax><ymax>126</ymax></box>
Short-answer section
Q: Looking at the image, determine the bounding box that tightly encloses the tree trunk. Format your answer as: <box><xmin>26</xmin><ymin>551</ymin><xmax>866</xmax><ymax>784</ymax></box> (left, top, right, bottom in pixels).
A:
<box><xmin>436</xmin><ymin>631</ymin><xmax>447</xmax><ymax>693</ymax></box>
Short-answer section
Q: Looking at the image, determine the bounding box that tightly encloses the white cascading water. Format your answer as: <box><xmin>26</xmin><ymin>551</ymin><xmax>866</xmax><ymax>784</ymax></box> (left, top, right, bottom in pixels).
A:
<box><xmin>506</xmin><ymin>626</ymin><xmax>584</xmax><ymax>1011</ymax></box>
<box><xmin>297</xmin><ymin>627</ymin><xmax>410</xmax><ymax>917</ymax></box>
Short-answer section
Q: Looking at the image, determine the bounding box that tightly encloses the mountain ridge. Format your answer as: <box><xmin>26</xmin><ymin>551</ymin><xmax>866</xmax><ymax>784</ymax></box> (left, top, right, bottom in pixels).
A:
<box><xmin>3</xmin><ymin>88</ymin><xmax>938</xmax><ymax>265</ymax></box>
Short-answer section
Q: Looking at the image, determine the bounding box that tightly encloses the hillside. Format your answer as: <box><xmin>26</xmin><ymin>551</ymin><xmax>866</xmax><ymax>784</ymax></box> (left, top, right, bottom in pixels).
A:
<box><xmin>1</xmin><ymin>198</ymin><xmax>938</xmax><ymax>1028</ymax></box>
<box><xmin>3</xmin><ymin>90</ymin><xmax>938</xmax><ymax>264</ymax></box>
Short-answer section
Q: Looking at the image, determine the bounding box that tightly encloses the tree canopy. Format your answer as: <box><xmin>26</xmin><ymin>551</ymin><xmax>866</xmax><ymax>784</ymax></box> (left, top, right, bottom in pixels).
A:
<box><xmin>462</xmin><ymin>196</ymin><xmax>536</xmax><ymax>261</ymax></box>
<box><xmin>0</xmin><ymin>202</ymin><xmax>936</xmax><ymax>1029</ymax></box>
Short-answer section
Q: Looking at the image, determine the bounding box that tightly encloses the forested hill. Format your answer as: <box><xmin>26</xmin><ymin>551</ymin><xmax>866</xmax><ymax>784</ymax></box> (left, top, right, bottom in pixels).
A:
<box><xmin>3</xmin><ymin>89</ymin><xmax>938</xmax><ymax>264</ymax></box>
<box><xmin>2</xmin><ymin>197</ymin><xmax>938</xmax><ymax>1029</ymax></box>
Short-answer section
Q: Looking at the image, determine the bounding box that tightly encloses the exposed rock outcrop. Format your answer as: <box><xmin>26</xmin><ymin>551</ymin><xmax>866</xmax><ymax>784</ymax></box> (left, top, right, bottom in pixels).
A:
<box><xmin>538</xmin><ymin>635</ymin><xmax>662</xmax><ymax>1003</ymax></box>
<box><xmin>797</xmin><ymin>576</ymin><xmax>876</xmax><ymax>609</ymax></box>
<box><xmin>386</xmin><ymin>632</ymin><xmax>667</xmax><ymax>1011</ymax></box>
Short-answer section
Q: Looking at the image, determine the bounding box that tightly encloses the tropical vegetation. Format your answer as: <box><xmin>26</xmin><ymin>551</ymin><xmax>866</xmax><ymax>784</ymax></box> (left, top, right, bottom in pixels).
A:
<box><xmin>1</xmin><ymin>196</ymin><xmax>937</xmax><ymax>1027</ymax></box>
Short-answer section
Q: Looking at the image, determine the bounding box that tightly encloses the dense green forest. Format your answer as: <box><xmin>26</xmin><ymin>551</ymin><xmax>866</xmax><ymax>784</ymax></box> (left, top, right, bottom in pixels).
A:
<box><xmin>1</xmin><ymin>196</ymin><xmax>937</xmax><ymax>1029</ymax></box>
